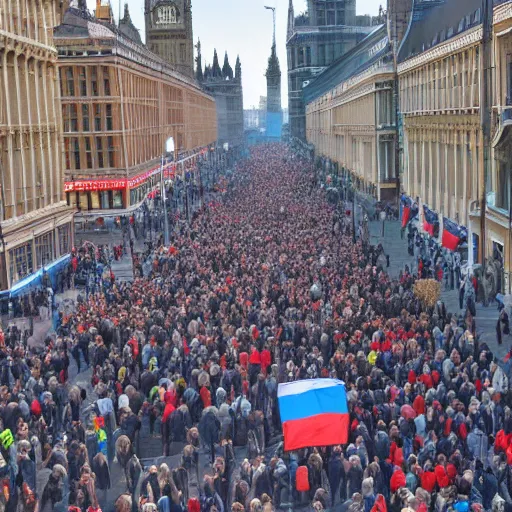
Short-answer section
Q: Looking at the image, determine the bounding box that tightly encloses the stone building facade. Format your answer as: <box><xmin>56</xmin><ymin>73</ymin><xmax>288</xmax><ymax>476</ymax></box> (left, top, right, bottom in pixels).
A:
<box><xmin>144</xmin><ymin>0</ymin><xmax>194</xmax><ymax>78</ymax></box>
<box><xmin>287</xmin><ymin>0</ymin><xmax>377</xmax><ymax>141</ymax></box>
<box><xmin>398</xmin><ymin>0</ymin><xmax>512</xmax><ymax>289</ymax></box>
<box><xmin>305</xmin><ymin>25</ymin><xmax>398</xmax><ymax>201</ymax></box>
<box><xmin>0</xmin><ymin>0</ymin><xmax>75</xmax><ymax>289</ymax></box>
<box><xmin>54</xmin><ymin>5</ymin><xmax>216</xmax><ymax>217</ymax></box>
<box><xmin>200</xmin><ymin>49</ymin><xmax>244</xmax><ymax>146</ymax></box>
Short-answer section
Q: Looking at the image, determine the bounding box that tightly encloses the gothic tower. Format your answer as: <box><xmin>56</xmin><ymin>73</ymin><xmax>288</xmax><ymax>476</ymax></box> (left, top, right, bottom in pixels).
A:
<box><xmin>266</xmin><ymin>43</ymin><xmax>281</xmax><ymax>114</ymax></box>
<box><xmin>144</xmin><ymin>0</ymin><xmax>194</xmax><ymax>77</ymax></box>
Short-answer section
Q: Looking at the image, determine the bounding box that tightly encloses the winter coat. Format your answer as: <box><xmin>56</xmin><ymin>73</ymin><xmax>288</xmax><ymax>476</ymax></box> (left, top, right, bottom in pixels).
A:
<box><xmin>198</xmin><ymin>410</ymin><xmax>220</xmax><ymax>447</ymax></box>
<box><xmin>467</xmin><ymin>428</ymin><xmax>488</xmax><ymax>463</ymax></box>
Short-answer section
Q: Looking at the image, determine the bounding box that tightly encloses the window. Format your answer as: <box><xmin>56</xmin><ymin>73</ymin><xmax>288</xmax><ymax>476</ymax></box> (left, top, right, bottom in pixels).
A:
<box><xmin>58</xmin><ymin>223</ymin><xmax>71</xmax><ymax>256</ymax></box>
<box><xmin>298</xmin><ymin>47</ymin><xmax>304</xmax><ymax>66</ymax></box>
<box><xmin>85</xmin><ymin>137</ymin><xmax>92</xmax><ymax>168</ymax></box>
<box><xmin>291</xmin><ymin>49</ymin><xmax>296</xmax><ymax>69</ymax></box>
<box><xmin>100</xmin><ymin>191</ymin><xmax>109</xmax><ymax>209</ymax></box>
<box><xmin>63</xmin><ymin>105</ymin><xmax>70</xmax><ymax>132</ymax></box>
<box><xmin>59</xmin><ymin>68</ymin><xmax>65</xmax><ymax>97</ymax></box>
<box><xmin>318</xmin><ymin>45</ymin><xmax>326</xmax><ymax>66</ymax></box>
<box><xmin>66</xmin><ymin>67</ymin><xmax>75</xmax><ymax>96</ymax></box>
<box><xmin>78</xmin><ymin>192</ymin><xmax>89</xmax><ymax>210</ymax></box>
<box><xmin>94</xmin><ymin>104</ymin><xmax>102</xmax><ymax>131</ymax></box>
<box><xmin>327</xmin><ymin>9</ymin><xmax>335</xmax><ymax>25</ymax></box>
<box><xmin>306</xmin><ymin>47</ymin><xmax>311</xmax><ymax>66</ymax></box>
<box><xmin>9</xmin><ymin>242</ymin><xmax>33</xmax><ymax>283</ymax></box>
<box><xmin>103</xmin><ymin>66</ymin><xmax>110</xmax><ymax>95</ymax></box>
<box><xmin>82</xmin><ymin>104</ymin><xmax>90</xmax><ymax>131</ymax></box>
<box><xmin>337</xmin><ymin>9</ymin><xmax>345</xmax><ymax>25</ymax></box>
<box><xmin>79</xmin><ymin>66</ymin><xmax>86</xmax><ymax>96</ymax></box>
<box><xmin>107</xmin><ymin>136</ymin><xmax>115</xmax><ymax>167</ymax></box>
<box><xmin>106</xmin><ymin>104</ymin><xmax>113</xmax><ymax>130</ymax></box>
<box><xmin>317</xmin><ymin>9</ymin><xmax>326</xmax><ymax>25</ymax></box>
<box><xmin>90</xmin><ymin>67</ymin><xmax>98</xmax><ymax>96</ymax></box>
<box><xmin>73</xmin><ymin>137</ymin><xmax>80</xmax><ymax>170</ymax></box>
<box><xmin>35</xmin><ymin>232</ymin><xmax>54</xmax><ymax>268</ymax></box>
<box><xmin>70</xmin><ymin>104</ymin><xmax>78</xmax><ymax>132</ymax></box>
<box><xmin>113</xmin><ymin>190</ymin><xmax>123</xmax><ymax>208</ymax></box>
<box><xmin>96</xmin><ymin>137</ymin><xmax>104</xmax><ymax>168</ymax></box>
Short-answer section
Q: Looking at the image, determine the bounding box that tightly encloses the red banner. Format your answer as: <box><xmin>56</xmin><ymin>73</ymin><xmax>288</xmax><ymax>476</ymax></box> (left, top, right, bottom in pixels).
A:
<box><xmin>65</xmin><ymin>179</ymin><xmax>126</xmax><ymax>192</ymax></box>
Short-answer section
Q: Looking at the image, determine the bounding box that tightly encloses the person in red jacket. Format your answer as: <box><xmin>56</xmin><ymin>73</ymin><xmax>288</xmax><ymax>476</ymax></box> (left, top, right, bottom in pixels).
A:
<box><xmin>260</xmin><ymin>345</ymin><xmax>271</xmax><ymax>375</ymax></box>
<box><xmin>248</xmin><ymin>345</ymin><xmax>261</xmax><ymax>385</ymax></box>
<box><xmin>200</xmin><ymin>385</ymin><xmax>211</xmax><ymax>408</ymax></box>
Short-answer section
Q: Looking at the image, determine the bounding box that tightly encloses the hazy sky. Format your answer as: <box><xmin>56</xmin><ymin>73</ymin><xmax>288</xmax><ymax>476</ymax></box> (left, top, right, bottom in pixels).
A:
<box><xmin>85</xmin><ymin>0</ymin><xmax>383</xmax><ymax>108</ymax></box>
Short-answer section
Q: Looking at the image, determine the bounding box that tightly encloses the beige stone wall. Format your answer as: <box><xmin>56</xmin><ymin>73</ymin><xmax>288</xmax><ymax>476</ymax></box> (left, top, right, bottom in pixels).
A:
<box><xmin>305</xmin><ymin>71</ymin><xmax>397</xmax><ymax>199</ymax></box>
<box><xmin>58</xmin><ymin>58</ymin><xmax>217</xmax><ymax>182</ymax></box>
<box><xmin>398</xmin><ymin>38</ymin><xmax>482</xmax><ymax>227</ymax></box>
<box><xmin>0</xmin><ymin>0</ymin><xmax>74</xmax><ymax>288</ymax></box>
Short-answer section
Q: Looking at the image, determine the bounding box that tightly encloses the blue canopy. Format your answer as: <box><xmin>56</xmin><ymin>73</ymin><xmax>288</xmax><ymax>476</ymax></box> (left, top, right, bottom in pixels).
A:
<box><xmin>45</xmin><ymin>254</ymin><xmax>71</xmax><ymax>289</ymax></box>
<box><xmin>9</xmin><ymin>269</ymin><xmax>43</xmax><ymax>298</ymax></box>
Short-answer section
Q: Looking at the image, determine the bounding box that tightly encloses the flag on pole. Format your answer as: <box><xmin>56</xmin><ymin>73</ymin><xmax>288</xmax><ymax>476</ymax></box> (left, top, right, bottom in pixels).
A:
<box><xmin>442</xmin><ymin>217</ymin><xmax>463</xmax><ymax>251</ymax></box>
<box><xmin>278</xmin><ymin>379</ymin><xmax>349</xmax><ymax>451</ymax></box>
<box><xmin>423</xmin><ymin>206</ymin><xmax>437</xmax><ymax>236</ymax></box>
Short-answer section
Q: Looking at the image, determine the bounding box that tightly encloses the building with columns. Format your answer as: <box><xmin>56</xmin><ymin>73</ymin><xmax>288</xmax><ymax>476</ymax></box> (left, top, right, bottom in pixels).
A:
<box><xmin>304</xmin><ymin>25</ymin><xmax>399</xmax><ymax>201</ymax></box>
<box><xmin>287</xmin><ymin>0</ymin><xmax>378</xmax><ymax>141</ymax></box>
<box><xmin>54</xmin><ymin>3</ymin><xmax>217</xmax><ymax>218</ymax></box>
<box><xmin>398</xmin><ymin>0</ymin><xmax>482</xmax><ymax>230</ymax></box>
<box><xmin>0</xmin><ymin>0</ymin><xmax>75</xmax><ymax>289</ymax></box>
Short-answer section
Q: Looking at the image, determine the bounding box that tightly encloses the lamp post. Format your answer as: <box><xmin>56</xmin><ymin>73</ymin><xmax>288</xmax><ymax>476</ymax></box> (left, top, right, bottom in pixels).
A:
<box><xmin>161</xmin><ymin>137</ymin><xmax>174</xmax><ymax>246</ymax></box>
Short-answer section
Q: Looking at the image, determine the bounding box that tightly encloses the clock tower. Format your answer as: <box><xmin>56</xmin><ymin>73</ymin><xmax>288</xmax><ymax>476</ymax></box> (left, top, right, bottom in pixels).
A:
<box><xmin>144</xmin><ymin>0</ymin><xmax>194</xmax><ymax>78</ymax></box>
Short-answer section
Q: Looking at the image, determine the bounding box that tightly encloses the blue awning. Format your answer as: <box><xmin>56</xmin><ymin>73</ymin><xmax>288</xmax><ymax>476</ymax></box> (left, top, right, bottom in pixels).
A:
<box><xmin>45</xmin><ymin>254</ymin><xmax>71</xmax><ymax>289</ymax></box>
<box><xmin>9</xmin><ymin>269</ymin><xmax>43</xmax><ymax>298</ymax></box>
<box><xmin>45</xmin><ymin>253</ymin><xmax>71</xmax><ymax>274</ymax></box>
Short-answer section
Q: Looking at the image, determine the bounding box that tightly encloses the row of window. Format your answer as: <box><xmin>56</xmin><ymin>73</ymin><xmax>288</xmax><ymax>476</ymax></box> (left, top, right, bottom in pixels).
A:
<box><xmin>8</xmin><ymin>223</ymin><xmax>72</xmax><ymax>284</ymax></box>
<box><xmin>289</xmin><ymin>43</ymin><xmax>346</xmax><ymax>71</ymax></box>
<box><xmin>69</xmin><ymin>190</ymin><xmax>124</xmax><ymax>211</ymax></box>
<box><xmin>400</xmin><ymin>48</ymin><xmax>480</xmax><ymax>113</ymax></box>
<box><xmin>60</xmin><ymin>66</ymin><xmax>111</xmax><ymax>98</ymax></box>
<box><xmin>63</xmin><ymin>103</ymin><xmax>114</xmax><ymax>133</ymax></box>
<box><xmin>64</xmin><ymin>136</ymin><xmax>116</xmax><ymax>171</ymax></box>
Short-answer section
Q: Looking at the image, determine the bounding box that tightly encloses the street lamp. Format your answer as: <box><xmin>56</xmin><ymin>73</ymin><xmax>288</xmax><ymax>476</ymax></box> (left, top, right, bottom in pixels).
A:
<box><xmin>160</xmin><ymin>136</ymin><xmax>175</xmax><ymax>246</ymax></box>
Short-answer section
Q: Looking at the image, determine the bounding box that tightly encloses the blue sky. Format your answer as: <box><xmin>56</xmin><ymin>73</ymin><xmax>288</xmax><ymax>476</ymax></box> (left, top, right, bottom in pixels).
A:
<box><xmin>85</xmin><ymin>0</ymin><xmax>383</xmax><ymax>108</ymax></box>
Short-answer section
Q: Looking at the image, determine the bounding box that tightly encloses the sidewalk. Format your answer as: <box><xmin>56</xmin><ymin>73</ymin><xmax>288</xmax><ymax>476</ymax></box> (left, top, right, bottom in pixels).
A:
<box><xmin>369</xmin><ymin>220</ymin><xmax>509</xmax><ymax>360</ymax></box>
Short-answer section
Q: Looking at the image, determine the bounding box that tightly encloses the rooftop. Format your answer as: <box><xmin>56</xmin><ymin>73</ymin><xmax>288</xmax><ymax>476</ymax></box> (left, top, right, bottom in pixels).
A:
<box><xmin>398</xmin><ymin>0</ymin><xmax>482</xmax><ymax>63</ymax></box>
<box><xmin>303</xmin><ymin>24</ymin><xmax>390</xmax><ymax>105</ymax></box>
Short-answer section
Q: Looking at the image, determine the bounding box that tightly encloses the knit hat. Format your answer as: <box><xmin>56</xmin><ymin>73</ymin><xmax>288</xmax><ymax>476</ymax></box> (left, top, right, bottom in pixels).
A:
<box><xmin>435</xmin><ymin>465</ymin><xmax>450</xmax><ymax>488</ymax></box>
<box><xmin>390</xmin><ymin>469</ymin><xmax>406</xmax><ymax>493</ymax></box>
<box><xmin>187</xmin><ymin>498</ymin><xmax>200</xmax><ymax>512</ymax></box>
<box><xmin>420</xmin><ymin>471</ymin><xmax>436</xmax><ymax>492</ymax></box>
<box><xmin>30</xmin><ymin>400</ymin><xmax>41</xmax><ymax>417</ymax></box>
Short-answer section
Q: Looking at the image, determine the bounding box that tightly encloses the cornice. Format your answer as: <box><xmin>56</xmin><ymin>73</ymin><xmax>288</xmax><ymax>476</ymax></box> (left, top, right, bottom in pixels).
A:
<box><xmin>398</xmin><ymin>26</ymin><xmax>481</xmax><ymax>74</ymax></box>
<box><xmin>306</xmin><ymin>63</ymin><xmax>394</xmax><ymax>113</ymax></box>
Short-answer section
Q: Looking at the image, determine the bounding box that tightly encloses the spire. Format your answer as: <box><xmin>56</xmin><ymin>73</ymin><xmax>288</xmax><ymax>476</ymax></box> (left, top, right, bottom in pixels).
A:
<box><xmin>195</xmin><ymin>39</ymin><xmax>203</xmax><ymax>82</ymax></box>
<box><xmin>266</xmin><ymin>42</ymin><xmax>280</xmax><ymax>77</ymax></box>
<box><xmin>122</xmin><ymin>3</ymin><xmax>131</xmax><ymax>22</ymax></box>
<box><xmin>287</xmin><ymin>0</ymin><xmax>294</xmax><ymax>40</ymax></box>
<box><xmin>222</xmin><ymin>51</ymin><xmax>233</xmax><ymax>80</ymax></box>
<box><xmin>204</xmin><ymin>64</ymin><xmax>211</xmax><ymax>81</ymax></box>
<box><xmin>212</xmin><ymin>49</ymin><xmax>222</xmax><ymax>78</ymax></box>
<box><xmin>235</xmin><ymin>55</ymin><xmax>241</xmax><ymax>82</ymax></box>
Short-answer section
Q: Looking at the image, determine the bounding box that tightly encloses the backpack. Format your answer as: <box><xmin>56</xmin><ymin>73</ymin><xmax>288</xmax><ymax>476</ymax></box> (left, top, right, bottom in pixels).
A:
<box><xmin>296</xmin><ymin>466</ymin><xmax>310</xmax><ymax>492</ymax></box>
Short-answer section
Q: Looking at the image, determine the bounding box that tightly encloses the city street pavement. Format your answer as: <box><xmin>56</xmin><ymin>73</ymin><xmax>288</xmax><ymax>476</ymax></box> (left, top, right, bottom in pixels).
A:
<box><xmin>369</xmin><ymin>220</ymin><xmax>509</xmax><ymax>360</ymax></box>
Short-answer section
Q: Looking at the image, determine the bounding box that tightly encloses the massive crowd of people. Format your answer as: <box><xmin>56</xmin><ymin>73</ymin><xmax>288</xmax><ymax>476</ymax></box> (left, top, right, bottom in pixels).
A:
<box><xmin>0</xmin><ymin>144</ymin><xmax>511</xmax><ymax>512</ymax></box>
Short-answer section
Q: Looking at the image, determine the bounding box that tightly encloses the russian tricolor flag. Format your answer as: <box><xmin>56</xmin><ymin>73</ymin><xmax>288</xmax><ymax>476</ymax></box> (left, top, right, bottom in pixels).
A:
<box><xmin>278</xmin><ymin>379</ymin><xmax>349</xmax><ymax>451</ymax></box>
